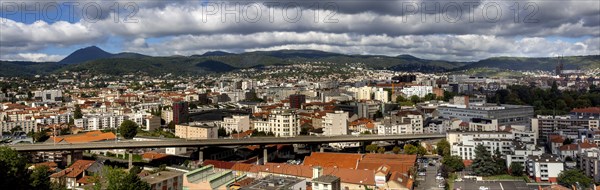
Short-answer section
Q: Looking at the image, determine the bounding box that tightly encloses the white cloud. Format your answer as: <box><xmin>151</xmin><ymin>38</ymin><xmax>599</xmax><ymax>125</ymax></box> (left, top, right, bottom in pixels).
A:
<box><xmin>1</xmin><ymin>53</ymin><xmax>64</xmax><ymax>62</ymax></box>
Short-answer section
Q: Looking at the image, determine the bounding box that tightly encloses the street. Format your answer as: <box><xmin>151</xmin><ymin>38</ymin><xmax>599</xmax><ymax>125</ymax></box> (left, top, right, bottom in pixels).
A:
<box><xmin>415</xmin><ymin>160</ymin><xmax>443</xmax><ymax>190</ymax></box>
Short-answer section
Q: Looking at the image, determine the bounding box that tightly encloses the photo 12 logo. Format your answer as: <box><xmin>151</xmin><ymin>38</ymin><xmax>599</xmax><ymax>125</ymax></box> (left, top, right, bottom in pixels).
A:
<box><xmin>0</xmin><ymin>1</ymin><xmax>539</xmax><ymax>24</ymax></box>
<box><xmin>1</xmin><ymin>1</ymin><xmax>139</xmax><ymax>23</ymax></box>
<box><xmin>398</xmin><ymin>1</ymin><xmax>540</xmax><ymax>23</ymax></box>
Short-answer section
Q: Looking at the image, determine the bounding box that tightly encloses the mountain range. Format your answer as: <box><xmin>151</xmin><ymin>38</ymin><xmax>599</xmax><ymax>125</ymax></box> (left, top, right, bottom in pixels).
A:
<box><xmin>0</xmin><ymin>46</ymin><xmax>598</xmax><ymax>77</ymax></box>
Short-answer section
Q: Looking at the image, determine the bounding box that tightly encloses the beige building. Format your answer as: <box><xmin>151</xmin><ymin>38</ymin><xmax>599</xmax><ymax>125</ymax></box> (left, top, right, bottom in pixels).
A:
<box><xmin>140</xmin><ymin>170</ymin><xmax>184</xmax><ymax>190</ymax></box>
<box><xmin>222</xmin><ymin>115</ymin><xmax>250</xmax><ymax>134</ymax></box>
<box><xmin>175</xmin><ymin>122</ymin><xmax>219</xmax><ymax>140</ymax></box>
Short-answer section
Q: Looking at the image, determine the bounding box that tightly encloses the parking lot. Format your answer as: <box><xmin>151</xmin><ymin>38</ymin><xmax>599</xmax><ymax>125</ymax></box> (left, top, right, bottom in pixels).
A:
<box><xmin>454</xmin><ymin>180</ymin><xmax>536</xmax><ymax>190</ymax></box>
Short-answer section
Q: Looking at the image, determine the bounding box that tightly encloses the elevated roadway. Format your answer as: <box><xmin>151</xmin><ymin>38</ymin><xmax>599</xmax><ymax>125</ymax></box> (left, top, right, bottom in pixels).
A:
<box><xmin>7</xmin><ymin>134</ymin><xmax>445</xmax><ymax>152</ymax></box>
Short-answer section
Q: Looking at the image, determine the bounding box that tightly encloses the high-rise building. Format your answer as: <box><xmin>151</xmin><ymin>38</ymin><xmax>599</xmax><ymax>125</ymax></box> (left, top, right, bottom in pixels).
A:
<box><xmin>172</xmin><ymin>101</ymin><xmax>189</xmax><ymax>124</ymax></box>
<box><xmin>323</xmin><ymin>111</ymin><xmax>349</xmax><ymax>136</ymax></box>
<box><xmin>289</xmin><ymin>94</ymin><xmax>306</xmax><ymax>109</ymax></box>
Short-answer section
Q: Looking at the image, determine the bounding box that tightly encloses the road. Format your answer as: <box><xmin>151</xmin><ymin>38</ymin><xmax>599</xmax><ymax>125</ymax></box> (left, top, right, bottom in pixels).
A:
<box><xmin>6</xmin><ymin>134</ymin><xmax>444</xmax><ymax>152</ymax></box>
<box><xmin>416</xmin><ymin>159</ymin><xmax>443</xmax><ymax>190</ymax></box>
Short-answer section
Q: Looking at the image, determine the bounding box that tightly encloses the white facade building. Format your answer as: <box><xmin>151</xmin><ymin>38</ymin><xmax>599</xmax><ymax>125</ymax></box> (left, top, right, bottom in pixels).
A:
<box><xmin>447</xmin><ymin>131</ymin><xmax>514</xmax><ymax>160</ymax></box>
<box><xmin>400</xmin><ymin>86</ymin><xmax>432</xmax><ymax>98</ymax></box>
<box><xmin>322</xmin><ymin>111</ymin><xmax>348</xmax><ymax>136</ymax></box>
<box><xmin>222</xmin><ymin>115</ymin><xmax>250</xmax><ymax>134</ymax></box>
<box><xmin>374</xmin><ymin>88</ymin><xmax>389</xmax><ymax>103</ymax></box>
<box><xmin>74</xmin><ymin>113</ymin><xmax>127</xmax><ymax>130</ymax></box>
<box><xmin>526</xmin><ymin>154</ymin><xmax>564</xmax><ymax>183</ymax></box>
<box><xmin>377</xmin><ymin>112</ymin><xmax>423</xmax><ymax>135</ymax></box>
<box><xmin>33</xmin><ymin>89</ymin><xmax>63</xmax><ymax>102</ymax></box>
<box><xmin>1</xmin><ymin>120</ymin><xmax>37</xmax><ymax>133</ymax></box>
<box><xmin>253</xmin><ymin>109</ymin><xmax>299</xmax><ymax>137</ymax></box>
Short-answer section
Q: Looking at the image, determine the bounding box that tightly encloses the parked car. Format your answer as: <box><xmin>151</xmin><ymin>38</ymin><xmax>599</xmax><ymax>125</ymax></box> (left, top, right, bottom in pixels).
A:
<box><xmin>479</xmin><ymin>186</ymin><xmax>489</xmax><ymax>190</ymax></box>
<box><xmin>418</xmin><ymin>172</ymin><xmax>426</xmax><ymax>176</ymax></box>
<box><xmin>436</xmin><ymin>176</ymin><xmax>444</xmax><ymax>180</ymax></box>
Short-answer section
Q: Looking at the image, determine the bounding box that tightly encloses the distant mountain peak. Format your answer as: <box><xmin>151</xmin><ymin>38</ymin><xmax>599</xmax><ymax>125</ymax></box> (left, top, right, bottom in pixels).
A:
<box><xmin>59</xmin><ymin>46</ymin><xmax>113</xmax><ymax>64</ymax></box>
<box><xmin>397</xmin><ymin>54</ymin><xmax>419</xmax><ymax>59</ymax></box>
<box><xmin>201</xmin><ymin>51</ymin><xmax>235</xmax><ymax>56</ymax></box>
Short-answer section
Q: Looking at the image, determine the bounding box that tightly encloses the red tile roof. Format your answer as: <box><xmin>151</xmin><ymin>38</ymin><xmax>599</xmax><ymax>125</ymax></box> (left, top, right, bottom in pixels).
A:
<box><xmin>231</xmin><ymin>163</ymin><xmax>376</xmax><ymax>185</ymax></box>
<box><xmin>303</xmin><ymin>152</ymin><xmax>362</xmax><ymax>169</ymax></box>
<box><xmin>571</xmin><ymin>107</ymin><xmax>600</xmax><ymax>114</ymax></box>
<box><xmin>50</xmin><ymin>160</ymin><xmax>96</xmax><ymax>178</ymax></box>
<box><xmin>559</xmin><ymin>144</ymin><xmax>577</xmax><ymax>151</ymax></box>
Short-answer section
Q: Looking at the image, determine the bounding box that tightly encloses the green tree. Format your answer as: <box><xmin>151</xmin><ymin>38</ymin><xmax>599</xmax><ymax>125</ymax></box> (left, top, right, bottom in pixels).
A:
<box><xmin>74</xmin><ymin>104</ymin><xmax>83</xmax><ymax>119</ymax></box>
<box><xmin>377</xmin><ymin>147</ymin><xmax>386</xmax><ymax>154</ymax></box>
<box><xmin>410</xmin><ymin>95</ymin><xmax>421</xmax><ymax>104</ymax></box>
<box><xmin>423</xmin><ymin>93</ymin><xmax>436</xmax><ymax>101</ymax></box>
<box><xmin>471</xmin><ymin>144</ymin><xmax>495</xmax><ymax>176</ymax></box>
<box><xmin>119</xmin><ymin>120</ymin><xmax>139</xmax><ymax>139</ymax></box>
<box><xmin>493</xmin><ymin>148</ymin><xmax>507</xmax><ymax>175</ymax></box>
<box><xmin>32</xmin><ymin>130</ymin><xmax>49</xmax><ymax>143</ymax></box>
<box><xmin>30</xmin><ymin>165</ymin><xmax>51</xmax><ymax>190</ymax></box>
<box><xmin>563</xmin><ymin>138</ymin><xmax>573</xmax><ymax>145</ymax></box>
<box><xmin>218</xmin><ymin>127</ymin><xmax>227</xmax><ymax>137</ymax></box>
<box><xmin>436</xmin><ymin>139</ymin><xmax>451</xmax><ymax>157</ymax></box>
<box><xmin>392</xmin><ymin>146</ymin><xmax>401</xmax><ymax>154</ymax></box>
<box><xmin>509</xmin><ymin>162</ymin><xmax>524</xmax><ymax>176</ymax></box>
<box><xmin>442</xmin><ymin>155</ymin><xmax>465</xmax><ymax>172</ymax></box>
<box><xmin>366</xmin><ymin>144</ymin><xmax>379</xmax><ymax>153</ymax></box>
<box><xmin>0</xmin><ymin>147</ymin><xmax>30</xmax><ymax>189</ymax></box>
<box><xmin>557</xmin><ymin>169</ymin><xmax>593</xmax><ymax>189</ymax></box>
<box><xmin>404</xmin><ymin>144</ymin><xmax>418</xmax><ymax>154</ymax></box>
<box><xmin>395</xmin><ymin>95</ymin><xmax>407</xmax><ymax>103</ymax></box>
<box><xmin>417</xmin><ymin>145</ymin><xmax>427</xmax><ymax>155</ymax></box>
<box><xmin>104</xmin><ymin>166</ymin><xmax>151</xmax><ymax>190</ymax></box>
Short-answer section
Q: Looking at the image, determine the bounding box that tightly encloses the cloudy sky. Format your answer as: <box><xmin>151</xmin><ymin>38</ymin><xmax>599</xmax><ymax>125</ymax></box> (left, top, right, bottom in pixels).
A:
<box><xmin>1</xmin><ymin>0</ymin><xmax>599</xmax><ymax>62</ymax></box>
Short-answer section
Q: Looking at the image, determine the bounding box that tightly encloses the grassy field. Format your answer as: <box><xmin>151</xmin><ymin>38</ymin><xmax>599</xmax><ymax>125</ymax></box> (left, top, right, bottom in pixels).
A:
<box><xmin>482</xmin><ymin>174</ymin><xmax>526</xmax><ymax>181</ymax></box>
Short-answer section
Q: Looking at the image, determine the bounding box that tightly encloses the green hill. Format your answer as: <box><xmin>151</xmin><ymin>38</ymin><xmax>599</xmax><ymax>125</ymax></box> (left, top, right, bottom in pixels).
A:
<box><xmin>1</xmin><ymin>46</ymin><xmax>598</xmax><ymax>77</ymax></box>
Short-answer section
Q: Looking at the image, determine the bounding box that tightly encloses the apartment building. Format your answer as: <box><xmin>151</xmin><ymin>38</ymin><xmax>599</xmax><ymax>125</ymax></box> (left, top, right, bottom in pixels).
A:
<box><xmin>532</xmin><ymin>115</ymin><xmax>600</xmax><ymax>144</ymax></box>
<box><xmin>526</xmin><ymin>154</ymin><xmax>564</xmax><ymax>183</ymax></box>
<box><xmin>1</xmin><ymin>120</ymin><xmax>37</xmax><ymax>133</ymax></box>
<box><xmin>448</xmin><ymin>131</ymin><xmax>514</xmax><ymax>160</ymax></box>
<box><xmin>222</xmin><ymin>115</ymin><xmax>250</xmax><ymax>134</ymax></box>
<box><xmin>374</xmin><ymin>88</ymin><xmax>389</xmax><ymax>103</ymax></box>
<box><xmin>33</xmin><ymin>89</ymin><xmax>63</xmax><ymax>102</ymax></box>
<box><xmin>174</xmin><ymin>121</ymin><xmax>219</xmax><ymax>140</ymax></box>
<box><xmin>400</xmin><ymin>86</ymin><xmax>432</xmax><ymax>98</ymax></box>
<box><xmin>74</xmin><ymin>113</ymin><xmax>127</xmax><ymax>130</ymax></box>
<box><xmin>377</xmin><ymin>111</ymin><xmax>423</xmax><ymax>135</ymax></box>
<box><xmin>253</xmin><ymin>109</ymin><xmax>299</xmax><ymax>137</ymax></box>
<box><xmin>579</xmin><ymin>147</ymin><xmax>600</xmax><ymax>183</ymax></box>
<box><xmin>322</xmin><ymin>111</ymin><xmax>349</xmax><ymax>136</ymax></box>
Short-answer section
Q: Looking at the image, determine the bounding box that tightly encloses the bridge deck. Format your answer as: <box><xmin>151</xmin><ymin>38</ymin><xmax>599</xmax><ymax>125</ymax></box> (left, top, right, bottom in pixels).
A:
<box><xmin>6</xmin><ymin>134</ymin><xmax>445</xmax><ymax>152</ymax></box>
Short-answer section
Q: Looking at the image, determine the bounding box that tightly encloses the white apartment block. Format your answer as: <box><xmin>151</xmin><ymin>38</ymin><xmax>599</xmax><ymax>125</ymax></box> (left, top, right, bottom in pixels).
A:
<box><xmin>253</xmin><ymin>109</ymin><xmax>299</xmax><ymax>137</ymax></box>
<box><xmin>377</xmin><ymin>113</ymin><xmax>423</xmax><ymax>135</ymax></box>
<box><xmin>448</xmin><ymin>131</ymin><xmax>514</xmax><ymax>160</ymax></box>
<box><xmin>374</xmin><ymin>88</ymin><xmax>389</xmax><ymax>103</ymax></box>
<box><xmin>400</xmin><ymin>86</ymin><xmax>432</xmax><ymax>98</ymax></box>
<box><xmin>358</xmin><ymin>86</ymin><xmax>374</xmax><ymax>100</ymax></box>
<box><xmin>74</xmin><ymin>113</ymin><xmax>127</xmax><ymax>130</ymax></box>
<box><xmin>33</xmin><ymin>89</ymin><xmax>63</xmax><ymax>102</ymax></box>
<box><xmin>526</xmin><ymin>154</ymin><xmax>564</xmax><ymax>183</ymax></box>
<box><xmin>1</xmin><ymin>120</ymin><xmax>37</xmax><ymax>133</ymax></box>
<box><xmin>222</xmin><ymin>115</ymin><xmax>250</xmax><ymax>134</ymax></box>
<box><xmin>322</xmin><ymin>111</ymin><xmax>348</xmax><ymax>136</ymax></box>
<box><xmin>35</xmin><ymin>113</ymin><xmax>73</xmax><ymax>125</ymax></box>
